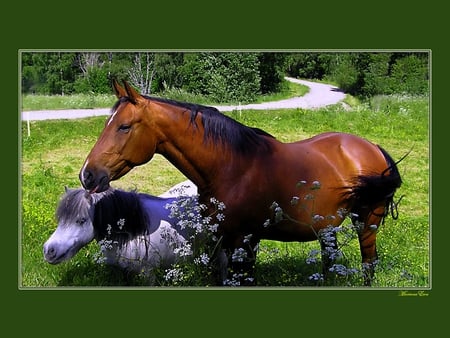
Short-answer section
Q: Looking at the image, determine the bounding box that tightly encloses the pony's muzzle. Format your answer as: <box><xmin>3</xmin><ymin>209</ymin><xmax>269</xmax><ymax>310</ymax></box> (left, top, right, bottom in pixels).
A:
<box><xmin>43</xmin><ymin>243</ymin><xmax>59</xmax><ymax>264</ymax></box>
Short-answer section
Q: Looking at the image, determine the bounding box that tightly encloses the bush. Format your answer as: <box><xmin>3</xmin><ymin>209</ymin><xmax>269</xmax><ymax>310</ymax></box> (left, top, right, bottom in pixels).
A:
<box><xmin>324</xmin><ymin>53</ymin><xmax>429</xmax><ymax>97</ymax></box>
<box><xmin>361</xmin><ymin>53</ymin><xmax>391</xmax><ymax>96</ymax></box>
<box><xmin>329</xmin><ymin>54</ymin><xmax>360</xmax><ymax>94</ymax></box>
<box><xmin>258</xmin><ymin>53</ymin><xmax>288</xmax><ymax>94</ymax></box>
<box><xmin>388</xmin><ymin>55</ymin><xmax>429</xmax><ymax>95</ymax></box>
<box><xmin>73</xmin><ymin>67</ymin><xmax>112</xmax><ymax>94</ymax></box>
<box><xmin>181</xmin><ymin>53</ymin><xmax>261</xmax><ymax>103</ymax></box>
<box><xmin>286</xmin><ymin>53</ymin><xmax>332</xmax><ymax>80</ymax></box>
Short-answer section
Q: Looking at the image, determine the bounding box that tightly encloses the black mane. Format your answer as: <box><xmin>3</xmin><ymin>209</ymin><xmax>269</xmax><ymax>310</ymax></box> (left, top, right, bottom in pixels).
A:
<box><xmin>93</xmin><ymin>190</ymin><xmax>149</xmax><ymax>245</ymax></box>
<box><xmin>114</xmin><ymin>95</ymin><xmax>275</xmax><ymax>154</ymax></box>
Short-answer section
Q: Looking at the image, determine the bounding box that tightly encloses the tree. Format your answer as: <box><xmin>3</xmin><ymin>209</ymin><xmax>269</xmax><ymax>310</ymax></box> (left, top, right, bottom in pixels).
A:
<box><xmin>328</xmin><ymin>53</ymin><xmax>360</xmax><ymax>94</ymax></box>
<box><xmin>127</xmin><ymin>52</ymin><xmax>155</xmax><ymax>94</ymax></box>
<box><xmin>360</xmin><ymin>53</ymin><xmax>392</xmax><ymax>96</ymax></box>
<box><xmin>286</xmin><ymin>53</ymin><xmax>332</xmax><ymax>80</ymax></box>
<box><xmin>151</xmin><ymin>53</ymin><xmax>184</xmax><ymax>92</ymax></box>
<box><xmin>75</xmin><ymin>52</ymin><xmax>104</xmax><ymax>77</ymax></box>
<box><xmin>180</xmin><ymin>52</ymin><xmax>261</xmax><ymax>103</ymax></box>
<box><xmin>21</xmin><ymin>52</ymin><xmax>77</xmax><ymax>94</ymax></box>
<box><xmin>258</xmin><ymin>53</ymin><xmax>287</xmax><ymax>94</ymax></box>
<box><xmin>389</xmin><ymin>54</ymin><xmax>428</xmax><ymax>94</ymax></box>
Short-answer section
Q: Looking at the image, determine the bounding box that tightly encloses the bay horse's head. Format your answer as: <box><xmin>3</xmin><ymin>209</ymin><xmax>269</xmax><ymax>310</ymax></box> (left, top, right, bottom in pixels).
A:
<box><xmin>80</xmin><ymin>81</ymin><xmax>157</xmax><ymax>193</ymax></box>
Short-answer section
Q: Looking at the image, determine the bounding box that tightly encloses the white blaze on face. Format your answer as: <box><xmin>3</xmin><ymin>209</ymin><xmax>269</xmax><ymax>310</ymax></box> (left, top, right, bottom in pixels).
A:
<box><xmin>107</xmin><ymin>108</ymin><xmax>119</xmax><ymax>127</ymax></box>
<box><xmin>80</xmin><ymin>159</ymin><xmax>89</xmax><ymax>183</ymax></box>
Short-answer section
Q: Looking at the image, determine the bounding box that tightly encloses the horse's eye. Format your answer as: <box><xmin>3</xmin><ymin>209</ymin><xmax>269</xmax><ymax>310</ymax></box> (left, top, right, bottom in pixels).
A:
<box><xmin>118</xmin><ymin>124</ymin><xmax>131</xmax><ymax>133</ymax></box>
<box><xmin>77</xmin><ymin>218</ymin><xmax>87</xmax><ymax>225</ymax></box>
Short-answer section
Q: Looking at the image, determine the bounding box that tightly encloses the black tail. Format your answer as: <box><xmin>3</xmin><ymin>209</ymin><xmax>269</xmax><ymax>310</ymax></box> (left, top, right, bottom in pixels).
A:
<box><xmin>349</xmin><ymin>146</ymin><xmax>404</xmax><ymax>222</ymax></box>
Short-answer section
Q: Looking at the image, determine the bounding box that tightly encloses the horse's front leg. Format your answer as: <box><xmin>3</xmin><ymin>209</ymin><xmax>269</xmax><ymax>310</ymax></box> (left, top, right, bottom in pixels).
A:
<box><xmin>224</xmin><ymin>236</ymin><xmax>260</xmax><ymax>286</ymax></box>
<box><xmin>319</xmin><ymin>231</ymin><xmax>338</xmax><ymax>284</ymax></box>
<box><xmin>210</xmin><ymin>248</ymin><xmax>228</xmax><ymax>286</ymax></box>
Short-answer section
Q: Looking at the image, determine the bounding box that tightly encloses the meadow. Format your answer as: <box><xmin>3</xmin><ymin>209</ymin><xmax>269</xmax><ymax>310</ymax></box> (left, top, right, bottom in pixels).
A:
<box><xmin>20</xmin><ymin>93</ymin><xmax>429</xmax><ymax>288</ymax></box>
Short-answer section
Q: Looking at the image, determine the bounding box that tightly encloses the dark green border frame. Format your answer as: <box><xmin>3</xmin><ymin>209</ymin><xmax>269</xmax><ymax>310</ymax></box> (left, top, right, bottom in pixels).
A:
<box><xmin>5</xmin><ymin>1</ymin><xmax>445</xmax><ymax>335</ymax></box>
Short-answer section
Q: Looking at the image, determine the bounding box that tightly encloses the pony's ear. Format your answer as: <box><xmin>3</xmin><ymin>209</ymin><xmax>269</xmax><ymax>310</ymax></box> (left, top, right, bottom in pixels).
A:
<box><xmin>123</xmin><ymin>81</ymin><xmax>142</xmax><ymax>104</ymax></box>
<box><xmin>112</xmin><ymin>79</ymin><xmax>127</xmax><ymax>98</ymax></box>
<box><xmin>64</xmin><ymin>186</ymin><xmax>69</xmax><ymax>193</ymax></box>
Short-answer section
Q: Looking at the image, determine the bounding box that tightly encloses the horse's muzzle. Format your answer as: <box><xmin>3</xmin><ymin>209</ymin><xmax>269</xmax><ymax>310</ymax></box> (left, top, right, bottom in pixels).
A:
<box><xmin>79</xmin><ymin>168</ymin><xmax>110</xmax><ymax>193</ymax></box>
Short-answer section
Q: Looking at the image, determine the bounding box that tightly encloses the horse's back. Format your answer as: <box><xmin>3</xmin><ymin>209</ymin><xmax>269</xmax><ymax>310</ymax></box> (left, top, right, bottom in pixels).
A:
<box><xmin>287</xmin><ymin>132</ymin><xmax>387</xmax><ymax>176</ymax></box>
<box><xmin>217</xmin><ymin>132</ymin><xmax>388</xmax><ymax>226</ymax></box>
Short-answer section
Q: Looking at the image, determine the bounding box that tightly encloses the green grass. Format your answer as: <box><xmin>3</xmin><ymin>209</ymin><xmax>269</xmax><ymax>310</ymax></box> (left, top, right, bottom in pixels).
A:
<box><xmin>21</xmin><ymin>93</ymin><xmax>117</xmax><ymax>111</ymax></box>
<box><xmin>21</xmin><ymin>79</ymin><xmax>309</xmax><ymax>111</ymax></box>
<box><xmin>20</xmin><ymin>94</ymin><xmax>429</xmax><ymax>288</ymax></box>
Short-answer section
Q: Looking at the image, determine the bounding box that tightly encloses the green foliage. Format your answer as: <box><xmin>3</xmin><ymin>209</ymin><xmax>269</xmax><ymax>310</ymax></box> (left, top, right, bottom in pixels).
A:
<box><xmin>286</xmin><ymin>53</ymin><xmax>333</xmax><ymax>79</ymax></box>
<box><xmin>21</xmin><ymin>52</ymin><xmax>272</xmax><ymax>102</ymax></box>
<box><xmin>360</xmin><ymin>53</ymin><xmax>391</xmax><ymax>96</ymax></box>
<box><xmin>389</xmin><ymin>55</ymin><xmax>429</xmax><ymax>94</ymax></box>
<box><xmin>287</xmin><ymin>52</ymin><xmax>429</xmax><ymax>97</ymax></box>
<box><xmin>73</xmin><ymin>66</ymin><xmax>112</xmax><ymax>94</ymax></box>
<box><xmin>21</xmin><ymin>52</ymin><xmax>78</xmax><ymax>94</ymax></box>
<box><xmin>151</xmin><ymin>53</ymin><xmax>185</xmax><ymax>92</ymax></box>
<box><xmin>21</xmin><ymin>51</ymin><xmax>430</xmax><ymax>100</ymax></box>
<box><xmin>257</xmin><ymin>53</ymin><xmax>288</xmax><ymax>94</ymax></box>
<box><xmin>180</xmin><ymin>52</ymin><xmax>261</xmax><ymax>103</ymax></box>
<box><xmin>328</xmin><ymin>53</ymin><xmax>360</xmax><ymax>94</ymax></box>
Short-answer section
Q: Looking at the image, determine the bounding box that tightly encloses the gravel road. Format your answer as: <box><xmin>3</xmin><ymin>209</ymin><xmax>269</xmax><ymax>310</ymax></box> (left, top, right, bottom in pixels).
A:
<box><xmin>21</xmin><ymin>77</ymin><xmax>345</xmax><ymax>121</ymax></box>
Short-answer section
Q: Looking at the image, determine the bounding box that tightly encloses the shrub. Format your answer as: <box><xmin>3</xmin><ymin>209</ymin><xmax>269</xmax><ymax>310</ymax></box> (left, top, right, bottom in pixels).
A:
<box><xmin>73</xmin><ymin>67</ymin><xmax>112</xmax><ymax>94</ymax></box>
<box><xmin>388</xmin><ymin>55</ymin><xmax>429</xmax><ymax>95</ymax></box>
<box><xmin>181</xmin><ymin>52</ymin><xmax>261</xmax><ymax>103</ymax></box>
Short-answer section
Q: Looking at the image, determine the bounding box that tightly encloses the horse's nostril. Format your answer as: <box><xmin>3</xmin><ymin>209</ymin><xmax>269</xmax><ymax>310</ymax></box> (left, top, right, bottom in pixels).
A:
<box><xmin>79</xmin><ymin>167</ymin><xmax>110</xmax><ymax>193</ymax></box>
<box><xmin>79</xmin><ymin>169</ymin><xmax>93</xmax><ymax>189</ymax></box>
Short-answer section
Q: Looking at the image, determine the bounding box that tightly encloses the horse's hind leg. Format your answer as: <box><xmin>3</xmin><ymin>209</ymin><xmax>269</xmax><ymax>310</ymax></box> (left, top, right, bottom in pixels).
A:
<box><xmin>352</xmin><ymin>205</ymin><xmax>385</xmax><ymax>286</ymax></box>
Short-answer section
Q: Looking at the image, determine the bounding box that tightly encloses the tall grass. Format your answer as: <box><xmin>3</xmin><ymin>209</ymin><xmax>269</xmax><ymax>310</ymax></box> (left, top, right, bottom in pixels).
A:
<box><xmin>20</xmin><ymin>94</ymin><xmax>429</xmax><ymax>287</ymax></box>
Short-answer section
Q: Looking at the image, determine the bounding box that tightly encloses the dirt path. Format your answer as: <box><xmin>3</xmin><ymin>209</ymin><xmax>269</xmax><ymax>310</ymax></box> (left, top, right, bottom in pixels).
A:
<box><xmin>21</xmin><ymin>78</ymin><xmax>345</xmax><ymax>121</ymax></box>
<box><xmin>216</xmin><ymin>77</ymin><xmax>345</xmax><ymax>111</ymax></box>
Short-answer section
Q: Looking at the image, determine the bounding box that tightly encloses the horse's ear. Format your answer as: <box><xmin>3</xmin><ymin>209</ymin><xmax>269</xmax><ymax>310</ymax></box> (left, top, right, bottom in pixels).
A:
<box><xmin>123</xmin><ymin>81</ymin><xmax>142</xmax><ymax>104</ymax></box>
<box><xmin>112</xmin><ymin>79</ymin><xmax>127</xmax><ymax>98</ymax></box>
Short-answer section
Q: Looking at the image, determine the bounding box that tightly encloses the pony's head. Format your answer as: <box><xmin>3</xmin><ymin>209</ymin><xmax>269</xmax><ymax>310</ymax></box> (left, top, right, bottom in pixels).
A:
<box><xmin>79</xmin><ymin>81</ymin><xmax>158</xmax><ymax>193</ymax></box>
<box><xmin>43</xmin><ymin>188</ymin><xmax>99</xmax><ymax>264</ymax></box>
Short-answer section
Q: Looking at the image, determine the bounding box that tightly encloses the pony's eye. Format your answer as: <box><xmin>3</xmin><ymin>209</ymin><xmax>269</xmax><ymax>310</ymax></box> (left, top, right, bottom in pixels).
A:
<box><xmin>77</xmin><ymin>218</ymin><xmax>87</xmax><ymax>225</ymax></box>
<box><xmin>118</xmin><ymin>124</ymin><xmax>131</xmax><ymax>133</ymax></box>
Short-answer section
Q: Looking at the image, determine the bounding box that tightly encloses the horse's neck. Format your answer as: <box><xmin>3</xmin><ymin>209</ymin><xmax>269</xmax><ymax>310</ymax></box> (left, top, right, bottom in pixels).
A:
<box><xmin>155</xmin><ymin>111</ymin><xmax>234</xmax><ymax>192</ymax></box>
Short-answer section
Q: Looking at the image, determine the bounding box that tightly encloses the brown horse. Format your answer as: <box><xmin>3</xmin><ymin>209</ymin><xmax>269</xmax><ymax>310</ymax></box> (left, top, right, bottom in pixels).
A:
<box><xmin>80</xmin><ymin>81</ymin><xmax>402</xmax><ymax>286</ymax></box>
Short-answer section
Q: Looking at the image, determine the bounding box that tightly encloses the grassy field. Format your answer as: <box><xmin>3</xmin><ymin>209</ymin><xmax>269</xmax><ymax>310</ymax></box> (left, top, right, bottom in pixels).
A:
<box><xmin>21</xmin><ymin>79</ymin><xmax>309</xmax><ymax>111</ymax></box>
<box><xmin>20</xmin><ymin>93</ymin><xmax>429</xmax><ymax>288</ymax></box>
